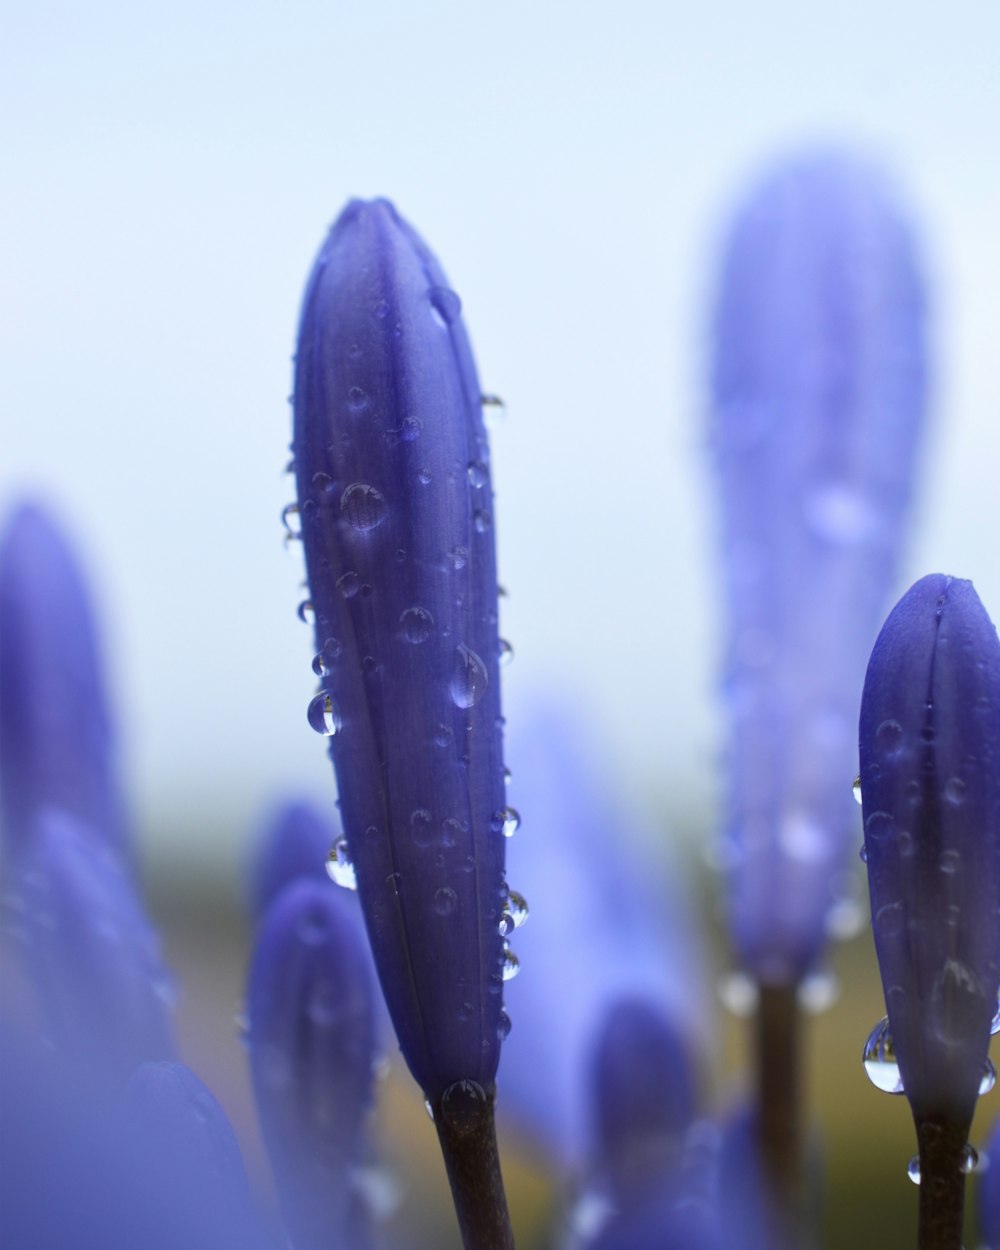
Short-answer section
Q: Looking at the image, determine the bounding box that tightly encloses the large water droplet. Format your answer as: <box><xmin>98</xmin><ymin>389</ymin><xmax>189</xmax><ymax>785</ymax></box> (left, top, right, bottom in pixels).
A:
<box><xmin>490</xmin><ymin>806</ymin><xmax>520</xmax><ymax>838</ymax></box>
<box><xmin>502</xmin><ymin>945</ymin><xmax>520</xmax><ymax>981</ymax></box>
<box><xmin>990</xmin><ymin>993</ymin><xmax>1000</xmax><ymax>1035</ymax></box>
<box><xmin>400</xmin><ymin>606</ymin><xmax>434</xmax><ymax>644</ymax></box>
<box><xmin>440</xmin><ymin>1079</ymin><xmax>486</xmax><ymax>1136</ymax></box>
<box><xmin>297</xmin><ymin>599</ymin><xmax>315</xmax><ymax>624</ymax></box>
<box><xmin>429</xmin><ymin>287</ymin><xmax>462</xmax><ymax>326</ymax></box>
<box><xmin>308</xmin><ymin>693</ymin><xmax>342</xmax><ymax>736</ymax></box>
<box><xmin>481</xmin><ymin>394</ymin><xmax>507</xmax><ymax>424</ymax></box>
<box><xmin>450</xmin><ymin>645</ymin><xmax>488</xmax><ymax>708</ymax></box>
<box><xmin>325</xmin><ymin>838</ymin><xmax>356</xmax><ymax>890</ymax></box>
<box><xmin>341</xmin><ymin>483</ymin><xmax>387</xmax><ymax>532</ymax></box>
<box><xmin>980</xmin><ymin>1060</ymin><xmax>996</xmax><ymax>1096</ymax></box>
<box><xmin>467</xmin><ymin>461</ymin><xmax>489</xmax><ymax>489</ymax></box>
<box><xmin>862</xmin><ymin>1017</ymin><xmax>905</xmax><ymax>1094</ymax></box>
<box><xmin>498</xmin><ymin>1008</ymin><xmax>512</xmax><ymax>1040</ymax></box>
<box><xmin>473</xmin><ymin>509</ymin><xmax>492</xmax><ymax>534</ymax></box>
<box><xmin>852</xmin><ymin>775</ymin><xmax>863</xmax><ymax>805</ymax></box>
<box><xmin>336</xmin><ymin>571</ymin><xmax>359</xmax><ymax>599</ymax></box>
<box><xmin>907</xmin><ymin>1156</ymin><xmax>921</xmax><ymax>1186</ymax></box>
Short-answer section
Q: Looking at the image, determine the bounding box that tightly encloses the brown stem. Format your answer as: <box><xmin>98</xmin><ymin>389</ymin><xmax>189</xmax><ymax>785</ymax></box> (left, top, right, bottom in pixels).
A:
<box><xmin>915</xmin><ymin>1115</ymin><xmax>969</xmax><ymax>1250</ymax></box>
<box><xmin>754</xmin><ymin>982</ymin><xmax>807</xmax><ymax>1248</ymax></box>
<box><xmin>432</xmin><ymin>1083</ymin><xmax>515</xmax><ymax>1250</ymax></box>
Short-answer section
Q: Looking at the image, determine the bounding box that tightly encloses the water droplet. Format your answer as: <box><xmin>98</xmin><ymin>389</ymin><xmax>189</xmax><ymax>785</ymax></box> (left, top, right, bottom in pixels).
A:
<box><xmin>433</xmin><ymin>723</ymin><xmax>454</xmax><ymax>749</ymax></box>
<box><xmin>336</xmin><ymin>571</ymin><xmax>359</xmax><ymax>599</ymax></box>
<box><xmin>907</xmin><ymin>1155</ymin><xmax>921</xmax><ymax>1186</ymax></box>
<box><xmin>858</xmin><ymin>845</ymin><xmax>868</xmax><ymax>864</ymax></box>
<box><xmin>852</xmin><ymin>775</ymin><xmax>863</xmax><ymax>805</ymax></box>
<box><xmin>312</xmin><ymin>652</ymin><xmax>331</xmax><ymax>677</ymax></box>
<box><xmin>325</xmin><ymin>838</ymin><xmax>356</xmax><ymax>890</ymax></box>
<box><xmin>718</xmin><ymin>972</ymin><xmax>759</xmax><ymax>1017</ymax></box>
<box><xmin>434</xmin><ymin>887</ymin><xmax>457</xmax><ymax>916</ymax></box>
<box><xmin>962</xmin><ymin>1144</ymin><xmax>981</xmax><ymax>1173</ymax></box>
<box><xmin>347</xmin><ymin>385</ymin><xmax>368</xmax><ymax>412</ymax></box>
<box><xmin>862</xmin><ymin>1017</ymin><xmax>905</xmax><ymax>1094</ymax></box>
<box><xmin>423</xmin><ymin>1098</ymin><xmax>435</xmax><ymax>1122</ymax></box>
<box><xmin>371</xmin><ymin>298</ymin><xmax>389</xmax><ymax>320</ymax></box>
<box><xmin>501</xmin><ymin>946</ymin><xmax>520</xmax><ymax>981</ymax></box>
<box><xmin>446</xmin><ymin>545</ymin><xmax>468</xmax><ymax>571</ymax></box>
<box><xmin>297</xmin><ymin>599</ymin><xmax>315</xmax><ymax>624</ymax></box>
<box><xmin>341</xmin><ymin>483</ymin><xmax>387</xmax><ymax>532</ymax></box>
<box><xmin>944</xmin><ymin>776</ymin><xmax>967</xmax><ymax>807</ymax></box>
<box><xmin>410</xmin><ymin>808</ymin><xmax>433</xmax><ymax>847</ymax></box>
<box><xmin>473</xmin><ymin>509</ymin><xmax>492</xmax><ymax>533</ymax></box>
<box><xmin>417</xmin><ymin>467</ymin><xmax>432</xmax><ymax>486</ymax></box>
<box><xmin>450</xmin><ymin>645</ymin><xmax>488</xmax><ymax>708</ymax></box>
<box><xmin>385</xmin><ymin>871</ymin><xmax>402</xmax><ymax>896</ymax></box>
<box><xmin>481</xmin><ymin>394</ymin><xmax>506</xmax><ymax>421</ymax></box>
<box><xmin>798</xmin><ymin>971</ymin><xmax>839</xmax><ymax>1014</ymax></box>
<box><xmin>490</xmin><ymin>807</ymin><xmax>520</xmax><ymax>838</ymax></box>
<box><xmin>875</xmin><ymin>901</ymin><xmax>904</xmax><ymax>938</ymax></box>
<box><xmin>400</xmin><ymin>606</ymin><xmax>434</xmax><ymax>644</ymax></box>
<box><xmin>980</xmin><ymin>1061</ymin><xmax>996</xmax><ymax>1096</ymax></box>
<box><xmin>876</xmin><ymin>719</ymin><xmax>904</xmax><ymax>754</ymax></box>
<box><xmin>429</xmin><ymin>287</ymin><xmax>462</xmax><ymax>326</ymax></box>
<box><xmin>506</xmin><ymin>889</ymin><xmax>528</xmax><ymax>927</ymax></box>
<box><xmin>498</xmin><ymin>638</ymin><xmax>514</xmax><ymax>666</ymax></box>
<box><xmin>440</xmin><ymin>1079</ymin><xmax>487</xmax><ymax>1136</ymax></box>
<box><xmin>865</xmin><ymin>811</ymin><xmax>895</xmax><ymax>841</ymax></box>
<box><xmin>308</xmin><ymin>692</ymin><xmax>342</xmax><ymax>736</ymax></box>
<box><xmin>467</xmin><ymin>461</ymin><xmax>489</xmax><ymax>489</ymax></box>
<box><xmin>940</xmin><ymin>849</ymin><xmax>961</xmax><ymax>876</ymax></box>
<box><xmin>826</xmin><ymin>896</ymin><xmax>866</xmax><ymax>939</ymax></box>
<box><xmin>281</xmin><ymin>503</ymin><xmax>302</xmax><ymax>540</ymax></box>
<box><xmin>989</xmin><ymin>993</ymin><xmax>1000</xmax><ymax>1035</ymax></box>
<box><xmin>498</xmin><ymin>1008</ymin><xmax>512</xmax><ymax>1040</ymax></box>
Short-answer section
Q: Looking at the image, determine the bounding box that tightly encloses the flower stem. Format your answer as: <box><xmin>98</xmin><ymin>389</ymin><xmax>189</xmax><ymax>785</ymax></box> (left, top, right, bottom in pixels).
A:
<box><xmin>433</xmin><ymin>1093</ymin><xmax>515</xmax><ymax>1250</ymax></box>
<box><xmin>755</xmin><ymin>982</ymin><xmax>807</xmax><ymax>1246</ymax></box>
<box><xmin>915</xmin><ymin>1115</ymin><xmax>968</xmax><ymax>1250</ymax></box>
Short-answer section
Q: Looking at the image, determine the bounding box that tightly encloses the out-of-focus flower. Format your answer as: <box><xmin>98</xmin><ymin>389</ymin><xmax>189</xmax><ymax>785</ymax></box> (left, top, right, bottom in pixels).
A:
<box><xmin>860</xmin><ymin>575</ymin><xmax>1000</xmax><ymax>1131</ymax></box>
<box><xmin>709</xmin><ymin>149</ymin><xmax>928</xmax><ymax>983</ymax></box>
<box><xmin>978</xmin><ymin>1116</ymin><xmax>1000</xmax><ymax>1248</ymax></box>
<box><xmin>588</xmin><ymin>995</ymin><xmax>697</xmax><ymax>1204</ymax></box>
<box><xmin>7</xmin><ymin>806</ymin><xmax>174</xmax><ymax>1085</ymax></box>
<box><xmin>291</xmin><ymin>198</ymin><xmax>509</xmax><ymax>1109</ymax></box>
<box><xmin>500</xmin><ymin>696</ymin><xmax>705</xmax><ymax>1164</ymax></box>
<box><xmin>248</xmin><ymin>798</ymin><xmax>339</xmax><ymax>921</ymax></box>
<box><xmin>0</xmin><ymin>502</ymin><xmax>127</xmax><ymax>859</ymax></box>
<box><xmin>247</xmin><ymin>876</ymin><xmax>378</xmax><ymax>1250</ymax></box>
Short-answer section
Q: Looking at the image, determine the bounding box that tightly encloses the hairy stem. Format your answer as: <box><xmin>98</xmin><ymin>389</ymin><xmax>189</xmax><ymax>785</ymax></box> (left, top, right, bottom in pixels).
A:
<box><xmin>915</xmin><ymin>1115</ymin><xmax>968</xmax><ymax>1250</ymax></box>
<box><xmin>433</xmin><ymin>1091</ymin><xmax>515</xmax><ymax>1250</ymax></box>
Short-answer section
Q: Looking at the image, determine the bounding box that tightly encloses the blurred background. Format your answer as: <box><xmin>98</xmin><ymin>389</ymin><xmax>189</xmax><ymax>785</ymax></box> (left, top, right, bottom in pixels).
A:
<box><xmin>2</xmin><ymin>1</ymin><xmax>999</xmax><ymax>1246</ymax></box>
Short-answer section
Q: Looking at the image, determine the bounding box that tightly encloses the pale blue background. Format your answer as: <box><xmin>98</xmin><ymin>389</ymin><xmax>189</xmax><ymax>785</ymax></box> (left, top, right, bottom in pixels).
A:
<box><xmin>2</xmin><ymin>0</ymin><xmax>998</xmax><ymax>864</ymax></box>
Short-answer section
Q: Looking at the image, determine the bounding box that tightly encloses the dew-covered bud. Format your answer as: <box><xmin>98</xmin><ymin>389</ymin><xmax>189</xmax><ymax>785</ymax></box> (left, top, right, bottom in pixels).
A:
<box><xmin>291</xmin><ymin>199</ymin><xmax>507</xmax><ymax>1104</ymax></box>
<box><xmin>247</xmin><ymin>876</ymin><xmax>377</xmax><ymax>1250</ymax></box>
<box><xmin>0</xmin><ymin>502</ymin><xmax>126</xmax><ymax>859</ymax></box>
<box><xmin>709</xmin><ymin>150</ymin><xmax>927</xmax><ymax>982</ymax></box>
<box><xmin>860</xmin><ymin>575</ymin><xmax>1000</xmax><ymax>1128</ymax></box>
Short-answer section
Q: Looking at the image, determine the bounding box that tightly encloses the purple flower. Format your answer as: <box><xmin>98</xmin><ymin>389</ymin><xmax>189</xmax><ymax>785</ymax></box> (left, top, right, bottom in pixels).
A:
<box><xmin>291</xmin><ymin>197</ymin><xmax>508</xmax><ymax>1106</ymax></box>
<box><xmin>588</xmin><ymin>995</ymin><xmax>697</xmax><ymax>1203</ymax></box>
<box><xmin>0</xmin><ymin>502</ymin><xmax>127</xmax><ymax>859</ymax></box>
<box><xmin>709</xmin><ymin>149</ymin><xmax>927</xmax><ymax>982</ymax></box>
<box><xmin>247</xmin><ymin>877</ymin><xmax>377</xmax><ymax>1250</ymax></box>
<box><xmin>248</xmin><ymin>798</ymin><xmax>338</xmax><ymax>922</ymax></box>
<box><xmin>860</xmin><ymin>574</ymin><xmax>1000</xmax><ymax>1129</ymax></box>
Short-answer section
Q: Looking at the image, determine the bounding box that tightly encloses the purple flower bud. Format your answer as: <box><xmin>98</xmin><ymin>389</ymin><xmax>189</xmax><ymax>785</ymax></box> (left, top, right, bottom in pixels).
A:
<box><xmin>0</xmin><ymin>502</ymin><xmax>126</xmax><ymax>858</ymax></box>
<box><xmin>8</xmin><ymin>807</ymin><xmax>174</xmax><ymax>1083</ymax></box>
<box><xmin>247</xmin><ymin>878</ymin><xmax>377</xmax><ymax>1250</ymax></box>
<box><xmin>291</xmin><ymin>199</ymin><xmax>507</xmax><ymax>1102</ymax></box>
<box><xmin>860</xmin><ymin>574</ymin><xmax>1000</xmax><ymax>1128</ymax></box>
<box><xmin>709</xmin><ymin>150</ymin><xmax>927</xmax><ymax>981</ymax></box>
<box><xmin>589</xmin><ymin>996</ymin><xmax>698</xmax><ymax>1203</ymax></box>
<box><xmin>248</xmin><ymin>799</ymin><xmax>337</xmax><ymax>922</ymax></box>
<box><xmin>121</xmin><ymin>1061</ymin><xmax>262</xmax><ymax>1250</ymax></box>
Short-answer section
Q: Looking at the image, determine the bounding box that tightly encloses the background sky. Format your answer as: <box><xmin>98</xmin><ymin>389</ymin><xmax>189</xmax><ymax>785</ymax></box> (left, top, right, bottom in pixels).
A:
<box><xmin>2</xmin><ymin>0</ymin><xmax>999</xmax><ymax>866</ymax></box>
